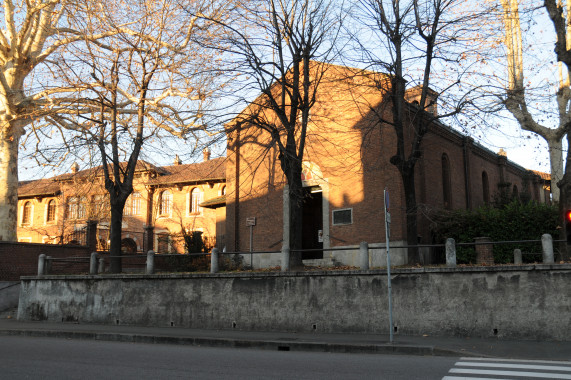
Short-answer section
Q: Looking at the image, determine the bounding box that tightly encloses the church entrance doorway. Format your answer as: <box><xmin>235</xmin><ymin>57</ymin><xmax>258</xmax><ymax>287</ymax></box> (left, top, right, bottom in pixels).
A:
<box><xmin>301</xmin><ymin>186</ymin><xmax>323</xmax><ymax>260</ymax></box>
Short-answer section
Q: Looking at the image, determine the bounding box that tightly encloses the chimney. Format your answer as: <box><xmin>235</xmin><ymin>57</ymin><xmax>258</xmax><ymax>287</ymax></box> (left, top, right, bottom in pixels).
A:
<box><xmin>174</xmin><ymin>155</ymin><xmax>182</xmax><ymax>165</ymax></box>
<box><xmin>71</xmin><ymin>162</ymin><xmax>79</xmax><ymax>174</ymax></box>
<box><xmin>203</xmin><ymin>147</ymin><xmax>211</xmax><ymax>162</ymax></box>
<box><xmin>405</xmin><ymin>86</ymin><xmax>438</xmax><ymax>116</ymax></box>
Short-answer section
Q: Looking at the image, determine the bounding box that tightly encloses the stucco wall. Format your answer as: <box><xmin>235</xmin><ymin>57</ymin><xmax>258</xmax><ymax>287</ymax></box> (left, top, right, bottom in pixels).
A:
<box><xmin>17</xmin><ymin>265</ymin><xmax>571</xmax><ymax>340</ymax></box>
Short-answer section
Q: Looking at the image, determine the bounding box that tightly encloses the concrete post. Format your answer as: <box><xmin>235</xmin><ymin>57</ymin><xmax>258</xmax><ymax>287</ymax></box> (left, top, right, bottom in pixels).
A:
<box><xmin>542</xmin><ymin>233</ymin><xmax>554</xmax><ymax>264</ymax></box>
<box><xmin>146</xmin><ymin>250</ymin><xmax>155</xmax><ymax>275</ymax></box>
<box><xmin>45</xmin><ymin>256</ymin><xmax>52</xmax><ymax>274</ymax></box>
<box><xmin>38</xmin><ymin>254</ymin><xmax>46</xmax><ymax>276</ymax></box>
<box><xmin>514</xmin><ymin>249</ymin><xmax>522</xmax><ymax>265</ymax></box>
<box><xmin>281</xmin><ymin>246</ymin><xmax>290</xmax><ymax>272</ymax></box>
<box><xmin>359</xmin><ymin>241</ymin><xmax>369</xmax><ymax>270</ymax></box>
<box><xmin>98</xmin><ymin>258</ymin><xmax>105</xmax><ymax>274</ymax></box>
<box><xmin>445</xmin><ymin>238</ymin><xmax>456</xmax><ymax>268</ymax></box>
<box><xmin>89</xmin><ymin>252</ymin><xmax>98</xmax><ymax>275</ymax></box>
<box><xmin>211</xmin><ymin>248</ymin><xmax>219</xmax><ymax>274</ymax></box>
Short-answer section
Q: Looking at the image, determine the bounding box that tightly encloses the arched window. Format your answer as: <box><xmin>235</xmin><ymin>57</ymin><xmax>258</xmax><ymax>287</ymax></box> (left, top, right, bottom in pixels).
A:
<box><xmin>78</xmin><ymin>197</ymin><xmax>87</xmax><ymax>219</ymax></box>
<box><xmin>46</xmin><ymin>200</ymin><xmax>56</xmax><ymax>222</ymax></box>
<box><xmin>124</xmin><ymin>192</ymin><xmax>141</xmax><ymax>216</ymax></box>
<box><xmin>22</xmin><ymin>201</ymin><xmax>32</xmax><ymax>225</ymax></box>
<box><xmin>513</xmin><ymin>185</ymin><xmax>519</xmax><ymax>200</ymax></box>
<box><xmin>442</xmin><ymin>154</ymin><xmax>452</xmax><ymax>209</ymax></box>
<box><xmin>159</xmin><ymin>190</ymin><xmax>172</xmax><ymax>216</ymax></box>
<box><xmin>190</xmin><ymin>188</ymin><xmax>202</xmax><ymax>214</ymax></box>
<box><xmin>221</xmin><ymin>185</ymin><xmax>226</xmax><ymax>195</ymax></box>
<box><xmin>67</xmin><ymin>197</ymin><xmax>78</xmax><ymax>219</ymax></box>
<box><xmin>482</xmin><ymin>171</ymin><xmax>490</xmax><ymax>204</ymax></box>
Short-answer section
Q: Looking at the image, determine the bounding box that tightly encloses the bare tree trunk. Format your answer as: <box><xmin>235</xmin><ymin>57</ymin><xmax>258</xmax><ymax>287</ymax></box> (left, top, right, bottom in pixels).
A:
<box><xmin>109</xmin><ymin>199</ymin><xmax>127</xmax><ymax>273</ymax></box>
<box><xmin>0</xmin><ymin>119</ymin><xmax>24</xmax><ymax>241</ymax></box>
<box><xmin>401</xmin><ymin>166</ymin><xmax>419</xmax><ymax>264</ymax></box>
<box><xmin>548</xmin><ymin>137</ymin><xmax>563</xmax><ymax>203</ymax></box>
<box><xmin>286</xmin><ymin>163</ymin><xmax>304</xmax><ymax>268</ymax></box>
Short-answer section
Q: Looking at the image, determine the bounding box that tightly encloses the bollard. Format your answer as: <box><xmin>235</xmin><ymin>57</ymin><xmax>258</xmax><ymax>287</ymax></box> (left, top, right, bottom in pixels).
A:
<box><xmin>445</xmin><ymin>238</ymin><xmax>456</xmax><ymax>268</ymax></box>
<box><xmin>281</xmin><ymin>247</ymin><xmax>290</xmax><ymax>272</ymax></box>
<box><xmin>514</xmin><ymin>249</ymin><xmax>522</xmax><ymax>265</ymax></box>
<box><xmin>146</xmin><ymin>250</ymin><xmax>155</xmax><ymax>274</ymax></box>
<box><xmin>45</xmin><ymin>256</ymin><xmax>52</xmax><ymax>274</ymax></box>
<box><xmin>89</xmin><ymin>252</ymin><xmax>98</xmax><ymax>275</ymax></box>
<box><xmin>541</xmin><ymin>233</ymin><xmax>554</xmax><ymax>264</ymax></box>
<box><xmin>98</xmin><ymin>258</ymin><xmax>105</xmax><ymax>274</ymax></box>
<box><xmin>38</xmin><ymin>254</ymin><xmax>46</xmax><ymax>276</ymax></box>
<box><xmin>211</xmin><ymin>248</ymin><xmax>219</xmax><ymax>273</ymax></box>
<box><xmin>359</xmin><ymin>241</ymin><xmax>369</xmax><ymax>270</ymax></box>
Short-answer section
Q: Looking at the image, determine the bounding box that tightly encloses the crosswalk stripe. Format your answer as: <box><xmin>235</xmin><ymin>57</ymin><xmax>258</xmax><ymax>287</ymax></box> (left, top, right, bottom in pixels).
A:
<box><xmin>460</xmin><ymin>357</ymin><xmax>571</xmax><ymax>366</ymax></box>
<box><xmin>455</xmin><ymin>361</ymin><xmax>571</xmax><ymax>372</ymax></box>
<box><xmin>443</xmin><ymin>377</ymin><xmax>514</xmax><ymax>380</ymax></box>
<box><xmin>449</xmin><ymin>368</ymin><xmax>571</xmax><ymax>379</ymax></box>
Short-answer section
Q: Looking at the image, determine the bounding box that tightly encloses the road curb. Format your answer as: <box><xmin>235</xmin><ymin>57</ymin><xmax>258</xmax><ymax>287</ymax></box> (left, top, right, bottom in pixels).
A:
<box><xmin>0</xmin><ymin>328</ymin><xmax>466</xmax><ymax>357</ymax></box>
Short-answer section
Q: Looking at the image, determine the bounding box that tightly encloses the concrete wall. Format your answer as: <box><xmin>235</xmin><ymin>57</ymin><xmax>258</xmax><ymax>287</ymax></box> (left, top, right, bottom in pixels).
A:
<box><xmin>17</xmin><ymin>265</ymin><xmax>571</xmax><ymax>340</ymax></box>
<box><xmin>0</xmin><ymin>282</ymin><xmax>20</xmax><ymax>311</ymax></box>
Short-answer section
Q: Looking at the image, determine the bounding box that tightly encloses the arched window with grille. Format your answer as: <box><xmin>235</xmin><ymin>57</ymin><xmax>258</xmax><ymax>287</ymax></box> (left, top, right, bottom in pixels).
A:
<box><xmin>482</xmin><ymin>171</ymin><xmax>490</xmax><ymax>204</ymax></box>
<box><xmin>46</xmin><ymin>200</ymin><xmax>56</xmax><ymax>222</ymax></box>
<box><xmin>22</xmin><ymin>201</ymin><xmax>32</xmax><ymax>225</ymax></box>
<box><xmin>159</xmin><ymin>190</ymin><xmax>172</xmax><ymax>216</ymax></box>
<box><xmin>442</xmin><ymin>154</ymin><xmax>452</xmax><ymax>209</ymax></box>
<box><xmin>190</xmin><ymin>188</ymin><xmax>202</xmax><ymax>214</ymax></box>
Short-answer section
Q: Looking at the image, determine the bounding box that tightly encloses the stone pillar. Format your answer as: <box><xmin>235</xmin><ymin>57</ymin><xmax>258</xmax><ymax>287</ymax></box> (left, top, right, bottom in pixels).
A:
<box><xmin>98</xmin><ymin>258</ymin><xmax>105</xmax><ymax>273</ymax></box>
<box><xmin>445</xmin><ymin>238</ymin><xmax>456</xmax><ymax>268</ymax></box>
<box><xmin>475</xmin><ymin>237</ymin><xmax>494</xmax><ymax>265</ymax></box>
<box><xmin>143</xmin><ymin>225</ymin><xmax>154</xmax><ymax>254</ymax></box>
<box><xmin>89</xmin><ymin>252</ymin><xmax>98</xmax><ymax>275</ymax></box>
<box><xmin>146</xmin><ymin>250</ymin><xmax>155</xmax><ymax>275</ymax></box>
<box><xmin>514</xmin><ymin>249</ymin><xmax>522</xmax><ymax>265</ymax></box>
<box><xmin>38</xmin><ymin>254</ymin><xmax>46</xmax><ymax>276</ymax></box>
<box><xmin>86</xmin><ymin>220</ymin><xmax>98</xmax><ymax>252</ymax></box>
<box><xmin>359</xmin><ymin>241</ymin><xmax>369</xmax><ymax>270</ymax></box>
<box><xmin>211</xmin><ymin>248</ymin><xmax>219</xmax><ymax>273</ymax></box>
<box><xmin>541</xmin><ymin>234</ymin><xmax>554</xmax><ymax>264</ymax></box>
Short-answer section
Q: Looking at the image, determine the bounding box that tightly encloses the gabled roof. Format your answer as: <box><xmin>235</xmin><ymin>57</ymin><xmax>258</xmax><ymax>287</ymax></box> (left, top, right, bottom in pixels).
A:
<box><xmin>18</xmin><ymin>157</ymin><xmax>227</xmax><ymax>199</ymax></box>
<box><xmin>18</xmin><ymin>179</ymin><xmax>61</xmax><ymax>198</ymax></box>
<box><xmin>55</xmin><ymin>160</ymin><xmax>166</xmax><ymax>182</ymax></box>
<box><xmin>147</xmin><ymin>157</ymin><xmax>226</xmax><ymax>186</ymax></box>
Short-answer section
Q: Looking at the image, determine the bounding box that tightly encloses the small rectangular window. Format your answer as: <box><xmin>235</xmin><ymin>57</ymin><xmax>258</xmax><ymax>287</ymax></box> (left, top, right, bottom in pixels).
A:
<box><xmin>332</xmin><ymin>208</ymin><xmax>352</xmax><ymax>225</ymax></box>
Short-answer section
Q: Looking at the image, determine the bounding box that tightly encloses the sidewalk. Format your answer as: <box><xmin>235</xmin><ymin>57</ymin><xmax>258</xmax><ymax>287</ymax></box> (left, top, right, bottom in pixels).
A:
<box><xmin>0</xmin><ymin>310</ymin><xmax>570</xmax><ymax>361</ymax></box>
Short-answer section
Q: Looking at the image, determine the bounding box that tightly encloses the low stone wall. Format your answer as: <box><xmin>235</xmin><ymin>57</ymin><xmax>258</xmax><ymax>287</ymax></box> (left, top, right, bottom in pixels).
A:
<box><xmin>17</xmin><ymin>264</ymin><xmax>571</xmax><ymax>340</ymax></box>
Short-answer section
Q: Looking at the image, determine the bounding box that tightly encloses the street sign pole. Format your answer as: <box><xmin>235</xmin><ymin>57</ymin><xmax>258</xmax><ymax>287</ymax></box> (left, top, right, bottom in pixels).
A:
<box><xmin>384</xmin><ymin>188</ymin><xmax>394</xmax><ymax>343</ymax></box>
<box><xmin>246</xmin><ymin>217</ymin><xmax>256</xmax><ymax>268</ymax></box>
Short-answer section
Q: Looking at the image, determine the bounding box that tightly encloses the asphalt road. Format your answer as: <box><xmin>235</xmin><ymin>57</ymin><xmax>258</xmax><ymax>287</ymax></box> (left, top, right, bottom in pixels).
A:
<box><xmin>0</xmin><ymin>335</ymin><xmax>457</xmax><ymax>379</ymax></box>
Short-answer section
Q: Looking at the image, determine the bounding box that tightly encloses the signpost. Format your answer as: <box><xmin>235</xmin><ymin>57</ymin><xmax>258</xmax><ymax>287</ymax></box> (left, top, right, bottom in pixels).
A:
<box><xmin>246</xmin><ymin>217</ymin><xmax>256</xmax><ymax>268</ymax></box>
<box><xmin>384</xmin><ymin>188</ymin><xmax>394</xmax><ymax>343</ymax></box>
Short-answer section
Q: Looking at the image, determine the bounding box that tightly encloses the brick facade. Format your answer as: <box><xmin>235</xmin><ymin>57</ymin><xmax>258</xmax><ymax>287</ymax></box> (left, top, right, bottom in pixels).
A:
<box><xmin>17</xmin><ymin>156</ymin><xmax>226</xmax><ymax>255</ymax></box>
<box><xmin>224</xmin><ymin>64</ymin><xmax>549</xmax><ymax>265</ymax></box>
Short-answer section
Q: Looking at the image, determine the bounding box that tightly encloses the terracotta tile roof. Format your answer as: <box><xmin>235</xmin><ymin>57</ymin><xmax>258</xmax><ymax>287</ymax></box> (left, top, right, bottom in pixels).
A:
<box><xmin>532</xmin><ymin>170</ymin><xmax>551</xmax><ymax>181</ymax></box>
<box><xmin>18</xmin><ymin>179</ymin><xmax>61</xmax><ymax>198</ymax></box>
<box><xmin>148</xmin><ymin>157</ymin><xmax>226</xmax><ymax>186</ymax></box>
<box><xmin>18</xmin><ymin>157</ymin><xmax>226</xmax><ymax>198</ymax></box>
<box><xmin>55</xmin><ymin>160</ymin><xmax>166</xmax><ymax>181</ymax></box>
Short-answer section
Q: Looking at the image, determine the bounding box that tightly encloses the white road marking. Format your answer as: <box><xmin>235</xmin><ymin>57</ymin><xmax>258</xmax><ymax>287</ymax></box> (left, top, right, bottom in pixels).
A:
<box><xmin>449</xmin><ymin>368</ymin><xmax>571</xmax><ymax>379</ymax></box>
<box><xmin>455</xmin><ymin>361</ymin><xmax>571</xmax><ymax>372</ymax></box>
<box><xmin>460</xmin><ymin>357</ymin><xmax>571</xmax><ymax>366</ymax></box>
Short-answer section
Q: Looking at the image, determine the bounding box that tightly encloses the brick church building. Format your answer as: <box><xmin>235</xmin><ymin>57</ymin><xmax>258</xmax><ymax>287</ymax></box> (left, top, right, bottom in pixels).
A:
<box><xmin>17</xmin><ymin>63</ymin><xmax>549</xmax><ymax>268</ymax></box>
<box><xmin>223</xmin><ymin>64</ymin><xmax>549</xmax><ymax>268</ymax></box>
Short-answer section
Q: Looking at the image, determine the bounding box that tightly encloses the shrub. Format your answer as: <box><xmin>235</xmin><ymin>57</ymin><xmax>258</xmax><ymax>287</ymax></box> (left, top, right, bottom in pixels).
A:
<box><xmin>430</xmin><ymin>201</ymin><xmax>560</xmax><ymax>264</ymax></box>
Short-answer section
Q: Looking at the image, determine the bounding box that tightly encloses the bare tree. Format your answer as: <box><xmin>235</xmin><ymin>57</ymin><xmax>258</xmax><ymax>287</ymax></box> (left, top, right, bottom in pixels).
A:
<box><xmin>501</xmin><ymin>0</ymin><xmax>565</xmax><ymax>203</ymax></box>
<box><xmin>350</xmin><ymin>0</ymin><xmax>483</xmax><ymax>264</ymax></box>
<box><xmin>198</xmin><ymin>0</ymin><xmax>342</xmax><ymax>267</ymax></box>
<box><xmin>40</xmin><ymin>0</ymin><xmax>218</xmax><ymax>272</ymax></box>
<box><xmin>0</xmin><ymin>0</ymin><xmax>141</xmax><ymax>241</ymax></box>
